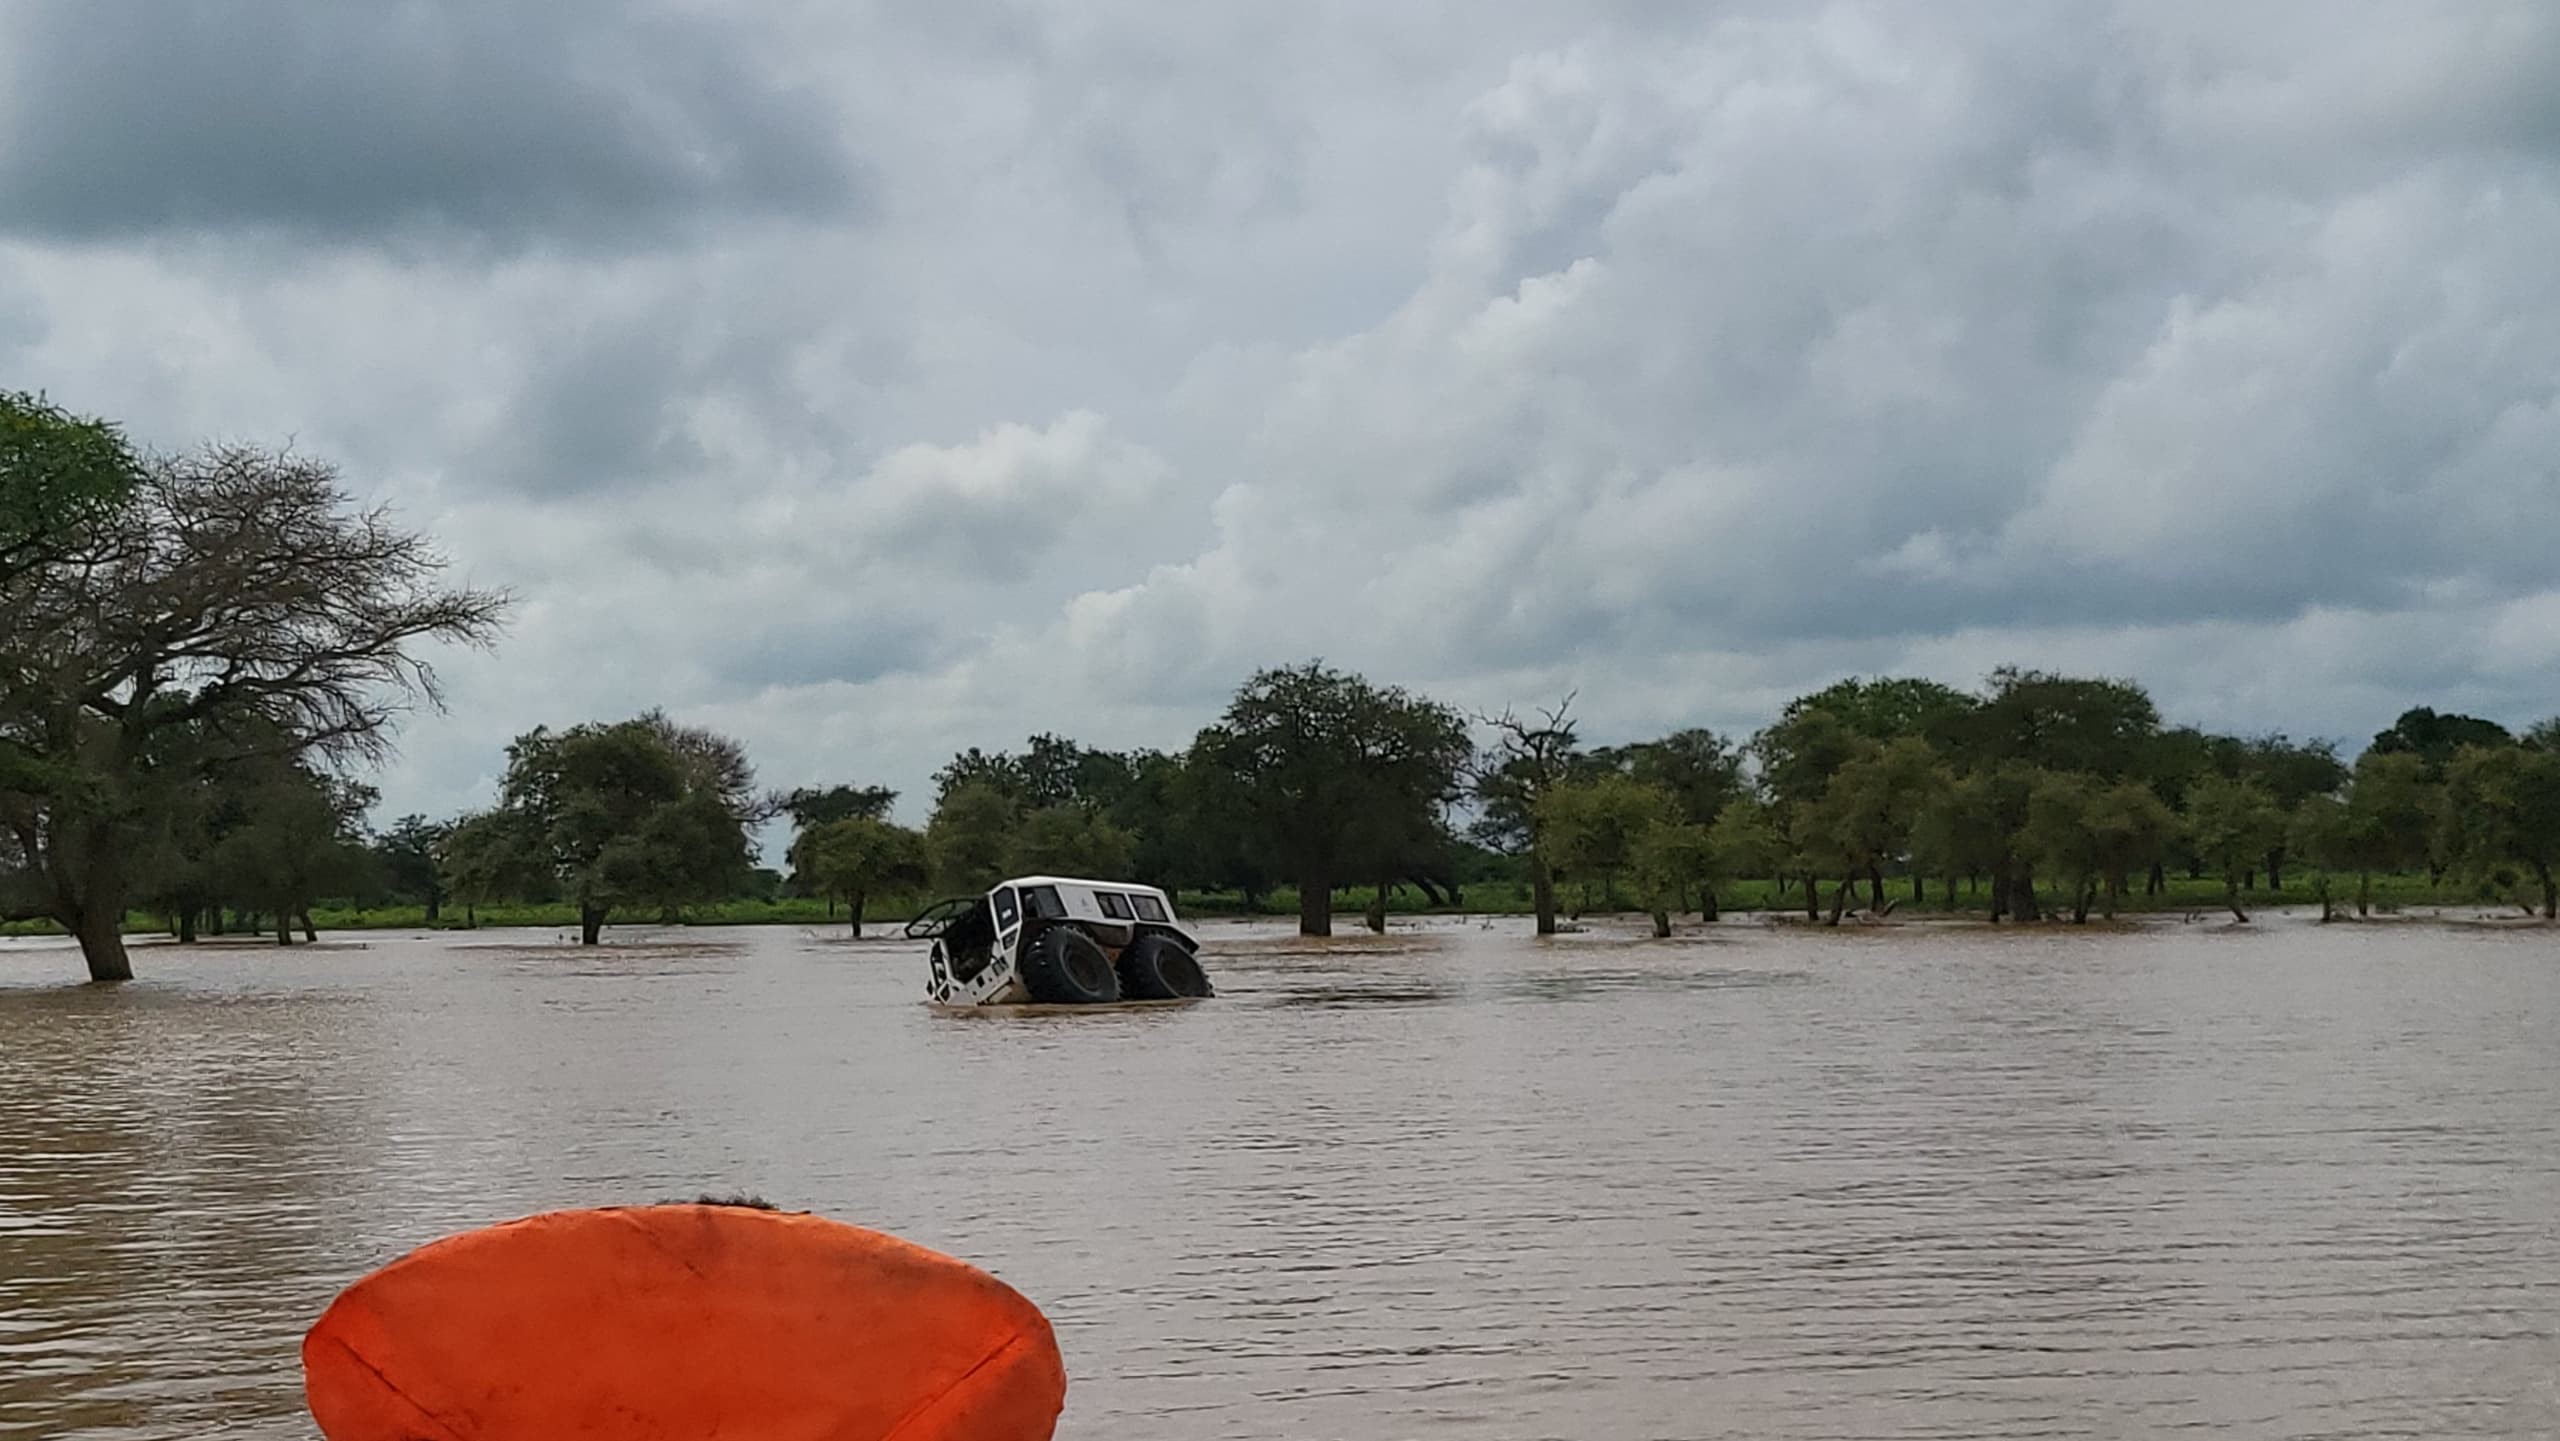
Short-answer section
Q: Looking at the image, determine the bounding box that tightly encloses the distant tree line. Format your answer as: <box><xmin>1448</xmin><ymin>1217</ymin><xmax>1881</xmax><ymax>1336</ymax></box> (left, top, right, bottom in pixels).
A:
<box><xmin>400</xmin><ymin>664</ymin><xmax>2560</xmax><ymax>947</ymax></box>
<box><xmin>8</xmin><ymin>393</ymin><xmax>2556</xmax><ymax>981</ymax></box>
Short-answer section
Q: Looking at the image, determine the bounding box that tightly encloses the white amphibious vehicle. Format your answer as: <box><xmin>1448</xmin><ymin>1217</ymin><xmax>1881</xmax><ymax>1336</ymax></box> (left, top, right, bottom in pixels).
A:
<box><xmin>906</xmin><ymin>875</ymin><xmax>1214</xmax><ymax>1007</ymax></box>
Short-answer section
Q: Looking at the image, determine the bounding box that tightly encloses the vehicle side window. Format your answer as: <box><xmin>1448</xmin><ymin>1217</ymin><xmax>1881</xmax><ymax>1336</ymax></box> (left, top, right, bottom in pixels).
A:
<box><xmin>1131</xmin><ymin>894</ymin><xmax>1168</xmax><ymax>922</ymax></box>
<box><xmin>1097</xmin><ymin>892</ymin><xmax>1134</xmax><ymax>920</ymax></box>
<box><xmin>992</xmin><ymin>887</ymin><xmax>1020</xmax><ymax>931</ymax></box>
<box><xmin>1024</xmin><ymin>885</ymin><xmax>1066</xmax><ymax>920</ymax></box>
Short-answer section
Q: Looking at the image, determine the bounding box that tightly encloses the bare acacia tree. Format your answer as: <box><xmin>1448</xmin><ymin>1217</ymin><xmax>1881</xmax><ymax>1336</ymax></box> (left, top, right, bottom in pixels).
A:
<box><xmin>0</xmin><ymin>444</ymin><xmax>508</xmax><ymax>980</ymax></box>
<box><xmin>1473</xmin><ymin>693</ymin><xmax>1579</xmax><ymax>936</ymax></box>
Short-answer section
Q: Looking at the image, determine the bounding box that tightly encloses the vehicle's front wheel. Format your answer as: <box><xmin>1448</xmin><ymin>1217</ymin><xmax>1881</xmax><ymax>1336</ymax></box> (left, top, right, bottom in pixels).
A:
<box><xmin>1020</xmin><ymin>926</ymin><xmax>1121</xmax><ymax>1004</ymax></box>
<box><xmin>1118</xmin><ymin>934</ymin><xmax>1213</xmax><ymax>999</ymax></box>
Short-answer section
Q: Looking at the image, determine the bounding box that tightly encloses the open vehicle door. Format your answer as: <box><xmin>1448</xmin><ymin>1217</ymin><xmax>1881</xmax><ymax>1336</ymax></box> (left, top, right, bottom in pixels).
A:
<box><xmin>903</xmin><ymin>897</ymin><xmax>977</xmax><ymax>940</ymax></box>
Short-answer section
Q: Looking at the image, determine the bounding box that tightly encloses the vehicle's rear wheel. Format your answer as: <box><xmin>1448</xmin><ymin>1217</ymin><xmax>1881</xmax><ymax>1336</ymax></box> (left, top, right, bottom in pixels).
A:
<box><xmin>1020</xmin><ymin>926</ymin><xmax>1120</xmax><ymax>1004</ymax></box>
<box><xmin>1117</xmin><ymin>933</ymin><xmax>1213</xmax><ymax>1000</ymax></box>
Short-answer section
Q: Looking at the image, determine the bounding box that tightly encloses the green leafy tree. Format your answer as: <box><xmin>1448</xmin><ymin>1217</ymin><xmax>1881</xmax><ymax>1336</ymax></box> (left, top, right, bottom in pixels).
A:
<box><xmin>798</xmin><ymin>816</ymin><xmax>928</xmax><ymax>935</ymax></box>
<box><xmin>1536</xmin><ymin>773</ymin><xmax>1677</xmax><ymax>916</ymax></box>
<box><xmin>439</xmin><ymin>809</ymin><xmax>551</xmax><ymax>924</ymax></box>
<box><xmin>2368</xmin><ymin>707</ymin><xmax>2514</xmax><ymax>778</ymax></box>
<box><xmin>0</xmin><ymin>390</ymin><xmax>140</xmax><ymax>586</ymax></box>
<box><xmin>925</xmin><ymin>782</ymin><xmax>1016</xmax><ymax>895</ymax></box>
<box><xmin>374</xmin><ymin>814</ymin><xmax>455</xmax><ymax>921</ymax></box>
<box><xmin>2184</xmin><ymin>775</ymin><xmax>2284</xmax><ymax>922</ymax></box>
<box><xmin>2288</xmin><ymin>792</ymin><xmax>2350</xmax><ymax>923</ymax></box>
<box><xmin>2026</xmin><ymin>774</ymin><xmax>2178</xmax><ymax>922</ymax></box>
<box><xmin>2438</xmin><ymin>745</ymin><xmax>2560</xmax><ymax>919</ymax></box>
<box><xmin>780</xmin><ymin>784</ymin><xmax>898</xmax><ymax>830</ymax></box>
<box><xmin>1799</xmin><ymin>738</ymin><xmax>1944</xmax><ymax>923</ymax></box>
<box><xmin>213</xmin><ymin>761</ymin><xmax>378</xmax><ymax>944</ymax></box>
<box><xmin>1912</xmin><ymin>767</ymin><xmax>2000</xmax><ymax>911</ymax></box>
<box><xmin>1191</xmin><ymin>662</ymin><xmax>1470</xmax><ymax>936</ymax></box>
<box><xmin>1</xmin><ymin>440</ymin><xmax>506</xmax><ymax>979</ymax></box>
<box><xmin>1706</xmin><ymin>801</ymin><xmax>1783</xmax><ymax>901</ymax></box>
<box><xmin>1630</xmin><ymin>818</ymin><xmax>1715</xmax><ymax>937</ymax></box>
<box><xmin>495</xmin><ymin>714</ymin><xmax>761</xmax><ymax>943</ymax></box>
<box><xmin>2333</xmin><ymin>751</ymin><xmax>2437</xmax><ymax>914</ymax></box>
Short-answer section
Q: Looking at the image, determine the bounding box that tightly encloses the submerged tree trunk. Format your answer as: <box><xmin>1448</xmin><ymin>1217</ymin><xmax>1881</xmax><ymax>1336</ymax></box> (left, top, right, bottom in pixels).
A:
<box><xmin>72</xmin><ymin>904</ymin><xmax>133</xmax><ymax>982</ymax></box>
<box><xmin>1803</xmin><ymin>871</ymin><xmax>1822</xmax><ymax>923</ymax></box>
<box><xmin>1867</xmin><ymin>864</ymin><xmax>1885</xmax><ymax>912</ymax></box>
<box><xmin>2225</xmin><ymin>876</ymin><xmax>2249</xmax><ymax>923</ymax></box>
<box><xmin>1531</xmin><ymin>858</ymin><xmax>1557</xmax><ymax>937</ymax></box>
<box><xmin>1649</xmin><ymin>909</ymin><xmax>1672</xmax><ymax>938</ymax></box>
<box><xmin>2012</xmin><ymin>863</ymin><xmax>2042</xmax><ymax>922</ymax></box>
<box><xmin>1989</xmin><ymin>867</ymin><xmax>2009</xmax><ymax>923</ymax></box>
<box><xmin>2357</xmin><ymin>871</ymin><xmax>2372</xmax><ymax>918</ymax></box>
<box><xmin>1827</xmin><ymin>876</ymin><xmax>1852</xmax><ymax>926</ymax></box>
<box><xmin>300</xmin><ymin>912</ymin><xmax>317</xmax><ymax>943</ymax></box>
<box><xmin>1699</xmin><ymin>886</ymin><xmax>1719</xmax><ymax>922</ymax></box>
<box><xmin>1298</xmin><ymin>868</ymin><xmax>1333</xmax><ymax>937</ymax></box>
<box><xmin>580</xmin><ymin>903</ymin><xmax>607</xmax><ymax>946</ymax></box>
<box><xmin>848</xmin><ymin>891</ymin><xmax>866</xmax><ymax>938</ymax></box>
<box><xmin>274</xmin><ymin>915</ymin><xmax>293</xmax><ymax>945</ymax></box>
<box><xmin>176</xmin><ymin>908</ymin><xmax>197</xmax><ymax>944</ymax></box>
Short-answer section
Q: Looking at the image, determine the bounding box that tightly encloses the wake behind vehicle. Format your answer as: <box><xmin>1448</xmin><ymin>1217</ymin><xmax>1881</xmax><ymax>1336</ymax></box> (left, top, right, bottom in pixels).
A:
<box><xmin>906</xmin><ymin>876</ymin><xmax>1214</xmax><ymax>1008</ymax></box>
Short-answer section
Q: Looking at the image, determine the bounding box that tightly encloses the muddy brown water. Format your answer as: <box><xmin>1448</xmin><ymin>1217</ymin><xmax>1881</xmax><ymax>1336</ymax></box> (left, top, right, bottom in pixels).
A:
<box><xmin>3</xmin><ymin>915</ymin><xmax>2557</xmax><ymax>1439</ymax></box>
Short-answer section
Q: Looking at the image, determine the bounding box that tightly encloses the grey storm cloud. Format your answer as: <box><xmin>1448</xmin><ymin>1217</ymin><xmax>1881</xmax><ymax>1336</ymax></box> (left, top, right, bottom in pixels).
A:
<box><xmin>6</xmin><ymin>0</ymin><xmax>2560</xmax><ymax>829</ymax></box>
<box><xmin>0</xmin><ymin>0</ymin><xmax>860</xmax><ymax>246</ymax></box>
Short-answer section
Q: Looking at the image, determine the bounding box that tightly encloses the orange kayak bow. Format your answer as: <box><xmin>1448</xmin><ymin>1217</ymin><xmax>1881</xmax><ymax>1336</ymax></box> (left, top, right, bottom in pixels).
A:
<box><xmin>302</xmin><ymin>1204</ymin><xmax>1066</xmax><ymax>1440</ymax></box>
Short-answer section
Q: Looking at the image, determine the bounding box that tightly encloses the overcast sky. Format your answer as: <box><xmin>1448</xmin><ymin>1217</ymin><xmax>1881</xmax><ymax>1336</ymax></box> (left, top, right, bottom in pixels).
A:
<box><xmin>7</xmin><ymin>1</ymin><xmax>2558</xmax><ymax>832</ymax></box>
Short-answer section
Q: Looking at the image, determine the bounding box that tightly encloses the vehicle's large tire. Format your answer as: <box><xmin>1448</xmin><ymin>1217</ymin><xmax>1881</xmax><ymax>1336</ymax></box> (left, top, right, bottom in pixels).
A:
<box><xmin>1019</xmin><ymin>926</ymin><xmax>1120</xmax><ymax>1004</ymax></box>
<box><xmin>1117</xmin><ymin>933</ymin><xmax>1213</xmax><ymax>1000</ymax></box>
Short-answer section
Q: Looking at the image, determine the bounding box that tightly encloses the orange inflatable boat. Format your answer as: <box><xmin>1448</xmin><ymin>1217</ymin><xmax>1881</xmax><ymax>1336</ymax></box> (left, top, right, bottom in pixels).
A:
<box><xmin>302</xmin><ymin>1203</ymin><xmax>1066</xmax><ymax>1440</ymax></box>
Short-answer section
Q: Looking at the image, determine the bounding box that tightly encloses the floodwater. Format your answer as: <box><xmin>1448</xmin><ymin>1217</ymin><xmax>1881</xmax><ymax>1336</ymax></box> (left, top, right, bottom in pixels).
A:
<box><xmin>3</xmin><ymin>914</ymin><xmax>2557</xmax><ymax>1440</ymax></box>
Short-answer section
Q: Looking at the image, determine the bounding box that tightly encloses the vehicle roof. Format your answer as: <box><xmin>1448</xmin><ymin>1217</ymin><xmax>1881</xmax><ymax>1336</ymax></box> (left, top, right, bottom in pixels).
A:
<box><xmin>999</xmin><ymin>875</ymin><xmax>1171</xmax><ymax>896</ymax></box>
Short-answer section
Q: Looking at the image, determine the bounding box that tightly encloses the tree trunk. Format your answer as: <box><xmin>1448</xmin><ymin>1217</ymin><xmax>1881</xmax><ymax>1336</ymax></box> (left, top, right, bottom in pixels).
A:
<box><xmin>1297</xmin><ymin>869</ymin><xmax>1332</xmax><ymax>937</ymax></box>
<box><xmin>300</xmin><ymin>911</ymin><xmax>317</xmax><ymax>943</ymax></box>
<box><xmin>208</xmin><ymin>907</ymin><xmax>226</xmax><ymax>937</ymax></box>
<box><xmin>176</xmin><ymin>908</ymin><xmax>197</xmax><ymax>944</ymax></box>
<box><xmin>72</xmin><ymin>904</ymin><xmax>133</xmax><ymax>982</ymax></box>
<box><xmin>1989</xmin><ymin>866</ymin><xmax>2009</xmax><ymax>923</ymax></box>
<box><xmin>1365</xmin><ymin>876</ymin><xmax>1388</xmax><ymax>935</ymax></box>
<box><xmin>2539</xmin><ymin>863</ymin><xmax>2556</xmax><ymax>921</ymax></box>
<box><xmin>1911</xmin><ymin>873</ymin><xmax>1924</xmax><ymax>906</ymax></box>
<box><xmin>2147</xmin><ymin>861</ymin><xmax>2166</xmax><ymax>896</ymax></box>
<box><xmin>1531</xmin><ymin>860</ymin><xmax>1557</xmax><ymax>937</ymax></box>
<box><xmin>580</xmin><ymin>903</ymin><xmax>606</xmax><ymax>946</ymax></box>
<box><xmin>2101</xmin><ymin>873</ymin><xmax>2120</xmax><ymax>921</ymax></box>
<box><xmin>2357</xmin><ymin>871</ymin><xmax>2371</xmax><ymax>918</ymax></box>
<box><xmin>2265</xmin><ymin>849</ymin><xmax>2284</xmax><ymax>893</ymax></box>
<box><xmin>1649</xmin><ymin>909</ymin><xmax>1672</xmax><ymax>938</ymax></box>
<box><xmin>849</xmin><ymin>891</ymin><xmax>866</xmax><ymax>938</ymax></box>
<box><xmin>1699</xmin><ymin>886</ymin><xmax>1719</xmax><ymax>922</ymax></box>
<box><xmin>2012</xmin><ymin>863</ymin><xmax>2041</xmax><ymax>922</ymax></box>
<box><xmin>1867</xmin><ymin>863</ymin><xmax>1885</xmax><ymax>911</ymax></box>
<box><xmin>2225</xmin><ymin>876</ymin><xmax>2249</xmax><ymax>923</ymax></box>
<box><xmin>424</xmin><ymin>886</ymin><xmax>442</xmax><ymax>923</ymax></box>
<box><xmin>2071</xmin><ymin>881</ymin><xmax>2093</xmax><ymax>924</ymax></box>
<box><xmin>1803</xmin><ymin>871</ymin><xmax>1821</xmax><ymax>922</ymax></box>
<box><xmin>274</xmin><ymin>916</ymin><xmax>293</xmax><ymax>945</ymax></box>
<box><xmin>1827</xmin><ymin>876</ymin><xmax>1852</xmax><ymax>926</ymax></box>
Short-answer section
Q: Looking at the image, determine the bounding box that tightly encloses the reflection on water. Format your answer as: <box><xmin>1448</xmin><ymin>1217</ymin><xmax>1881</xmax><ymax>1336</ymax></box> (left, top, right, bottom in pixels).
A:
<box><xmin>4</xmin><ymin>917</ymin><xmax>2558</xmax><ymax>1438</ymax></box>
